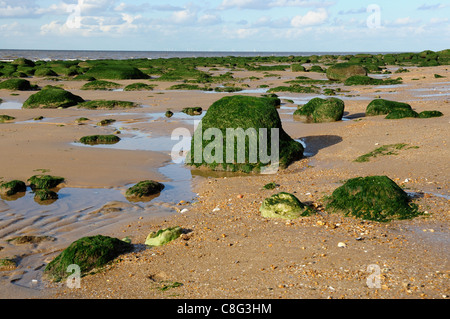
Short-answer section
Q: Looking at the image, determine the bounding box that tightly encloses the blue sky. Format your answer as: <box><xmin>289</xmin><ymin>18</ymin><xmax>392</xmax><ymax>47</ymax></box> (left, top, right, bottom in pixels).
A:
<box><xmin>0</xmin><ymin>0</ymin><xmax>449</xmax><ymax>52</ymax></box>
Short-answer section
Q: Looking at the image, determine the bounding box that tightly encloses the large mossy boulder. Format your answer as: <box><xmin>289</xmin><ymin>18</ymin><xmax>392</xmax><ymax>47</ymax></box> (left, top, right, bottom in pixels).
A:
<box><xmin>85</xmin><ymin>65</ymin><xmax>149</xmax><ymax>80</ymax></box>
<box><xmin>260</xmin><ymin>192</ymin><xmax>313</xmax><ymax>219</ymax></box>
<box><xmin>186</xmin><ymin>95</ymin><xmax>303</xmax><ymax>173</ymax></box>
<box><xmin>145</xmin><ymin>226</ymin><xmax>182</xmax><ymax>247</ymax></box>
<box><xmin>326</xmin><ymin>63</ymin><xmax>367</xmax><ymax>81</ymax></box>
<box><xmin>365</xmin><ymin>99</ymin><xmax>414</xmax><ymax>117</ymax></box>
<box><xmin>325</xmin><ymin>175</ymin><xmax>421</xmax><ymax>222</ymax></box>
<box><xmin>0</xmin><ymin>79</ymin><xmax>36</xmax><ymax>91</ymax></box>
<box><xmin>44</xmin><ymin>235</ymin><xmax>133</xmax><ymax>282</ymax></box>
<box><xmin>28</xmin><ymin>175</ymin><xmax>64</xmax><ymax>189</ymax></box>
<box><xmin>0</xmin><ymin>180</ymin><xmax>26</xmax><ymax>196</ymax></box>
<box><xmin>293</xmin><ymin>97</ymin><xmax>345</xmax><ymax>123</ymax></box>
<box><xmin>125</xmin><ymin>180</ymin><xmax>165</xmax><ymax>199</ymax></box>
<box><xmin>23</xmin><ymin>87</ymin><xmax>84</xmax><ymax>109</ymax></box>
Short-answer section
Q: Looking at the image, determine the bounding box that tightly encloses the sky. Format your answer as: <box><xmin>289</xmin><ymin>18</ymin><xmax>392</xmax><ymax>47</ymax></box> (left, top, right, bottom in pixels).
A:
<box><xmin>0</xmin><ymin>0</ymin><xmax>449</xmax><ymax>52</ymax></box>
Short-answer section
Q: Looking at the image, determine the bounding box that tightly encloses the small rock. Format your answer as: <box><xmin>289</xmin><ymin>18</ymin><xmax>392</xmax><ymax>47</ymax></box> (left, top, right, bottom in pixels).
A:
<box><xmin>337</xmin><ymin>242</ymin><xmax>347</xmax><ymax>248</ymax></box>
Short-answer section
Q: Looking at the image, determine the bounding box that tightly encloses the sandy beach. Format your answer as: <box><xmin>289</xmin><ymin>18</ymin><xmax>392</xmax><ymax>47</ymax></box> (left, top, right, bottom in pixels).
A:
<box><xmin>0</xmin><ymin>63</ymin><xmax>448</xmax><ymax>299</ymax></box>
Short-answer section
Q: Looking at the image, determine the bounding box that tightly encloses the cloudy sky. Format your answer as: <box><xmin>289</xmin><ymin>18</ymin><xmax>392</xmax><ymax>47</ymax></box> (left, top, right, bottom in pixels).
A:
<box><xmin>0</xmin><ymin>0</ymin><xmax>449</xmax><ymax>52</ymax></box>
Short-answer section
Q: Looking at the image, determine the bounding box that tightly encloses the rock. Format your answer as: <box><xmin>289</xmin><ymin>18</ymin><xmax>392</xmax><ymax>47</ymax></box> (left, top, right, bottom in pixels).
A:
<box><xmin>325</xmin><ymin>175</ymin><xmax>422</xmax><ymax>222</ymax></box>
<box><xmin>165</xmin><ymin>110</ymin><xmax>174</xmax><ymax>118</ymax></box>
<box><xmin>23</xmin><ymin>87</ymin><xmax>84</xmax><ymax>109</ymax></box>
<box><xmin>145</xmin><ymin>226</ymin><xmax>183</xmax><ymax>247</ymax></box>
<box><xmin>337</xmin><ymin>242</ymin><xmax>347</xmax><ymax>248</ymax></box>
<box><xmin>181</xmin><ymin>107</ymin><xmax>202</xmax><ymax>116</ymax></box>
<box><xmin>365</xmin><ymin>99</ymin><xmax>414</xmax><ymax>117</ymax></box>
<box><xmin>293</xmin><ymin>97</ymin><xmax>345</xmax><ymax>123</ymax></box>
<box><xmin>0</xmin><ymin>79</ymin><xmax>36</xmax><ymax>91</ymax></box>
<box><xmin>259</xmin><ymin>192</ymin><xmax>314</xmax><ymax>220</ymax></box>
<box><xmin>34</xmin><ymin>189</ymin><xmax>58</xmax><ymax>201</ymax></box>
<box><xmin>326</xmin><ymin>63</ymin><xmax>367</xmax><ymax>81</ymax></box>
<box><xmin>0</xmin><ymin>180</ymin><xmax>26</xmax><ymax>196</ymax></box>
<box><xmin>27</xmin><ymin>175</ymin><xmax>64</xmax><ymax>189</ymax></box>
<box><xmin>418</xmin><ymin>110</ymin><xmax>443</xmax><ymax>118</ymax></box>
<box><xmin>79</xmin><ymin>135</ymin><xmax>121</xmax><ymax>145</ymax></box>
<box><xmin>125</xmin><ymin>180</ymin><xmax>164</xmax><ymax>199</ymax></box>
<box><xmin>44</xmin><ymin>235</ymin><xmax>133</xmax><ymax>282</ymax></box>
<box><xmin>7</xmin><ymin>235</ymin><xmax>55</xmax><ymax>245</ymax></box>
<box><xmin>186</xmin><ymin>95</ymin><xmax>303</xmax><ymax>172</ymax></box>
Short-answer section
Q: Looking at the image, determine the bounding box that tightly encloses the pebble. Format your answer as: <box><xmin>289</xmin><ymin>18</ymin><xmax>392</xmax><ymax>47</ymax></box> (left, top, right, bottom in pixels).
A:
<box><xmin>337</xmin><ymin>242</ymin><xmax>347</xmax><ymax>248</ymax></box>
<box><xmin>180</xmin><ymin>208</ymin><xmax>188</xmax><ymax>213</ymax></box>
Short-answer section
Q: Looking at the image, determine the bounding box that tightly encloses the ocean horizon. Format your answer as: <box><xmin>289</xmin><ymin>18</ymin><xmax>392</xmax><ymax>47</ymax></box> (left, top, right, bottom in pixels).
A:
<box><xmin>0</xmin><ymin>49</ymin><xmax>401</xmax><ymax>62</ymax></box>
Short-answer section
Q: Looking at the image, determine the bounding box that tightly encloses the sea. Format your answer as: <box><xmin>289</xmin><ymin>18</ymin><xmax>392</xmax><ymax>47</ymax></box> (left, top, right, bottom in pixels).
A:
<box><xmin>0</xmin><ymin>49</ymin><xmax>394</xmax><ymax>62</ymax></box>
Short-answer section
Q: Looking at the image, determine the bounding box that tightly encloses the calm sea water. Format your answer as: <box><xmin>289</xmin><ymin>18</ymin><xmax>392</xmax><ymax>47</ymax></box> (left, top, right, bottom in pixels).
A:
<box><xmin>0</xmin><ymin>49</ymin><xmax>393</xmax><ymax>61</ymax></box>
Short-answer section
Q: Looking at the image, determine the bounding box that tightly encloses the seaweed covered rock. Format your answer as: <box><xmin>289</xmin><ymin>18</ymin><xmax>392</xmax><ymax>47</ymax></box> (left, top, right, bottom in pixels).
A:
<box><xmin>418</xmin><ymin>110</ymin><xmax>443</xmax><ymax>118</ymax></box>
<box><xmin>124</xmin><ymin>82</ymin><xmax>154</xmax><ymax>91</ymax></box>
<box><xmin>85</xmin><ymin>65</ymin><xmax>149</xmax><ymax>80</ymax></box>
<box><xmin>187</xmin><ymin>95</ymin><xmax>303</xmax><ymax>173</ymax></box>
<box><xmin>0</xmin><ymin>115</ymin><xmax>15</xmax><ymax>123</ymax></box>
<box><xmin>181</xmin><ymin>107</ymin><xmax>202</xmax><ymax>116</ymax></box>
<box><xmin>325</xmin><ymin>175</ymin><xmax>421</xmax><ymax>222</ymax></box>
<box><xmin>260</xmin><ymin>192</ymin><xmax>313</xmax><ymax>219</ymax></box>
<box><xmin>77</xmin><ymin>100</ymin><xmax>139</xmax><ymax>109</ymax></box>
<box><xmin>0</xmin><ymin>180</ymin><xmax>26</xmax><ymax>196</ymax></box>
<box><xmin>11</xmin><ymin>58</ymin><xmax>35</xmax><ymax>67</ymax></box>
<box><xmin>145</xmin><ymin>226</ymin><xmax>182</xmax><ymax>247</ymax></box>
<box><xmin>34</xmin><ymin>189</ymin><xmax>58</xmax><ymax>201</ymax></box>
<box><xmin>44</xmin><ymin>235</ymin><xmax>133</xmax><ymax>282</ymax></box>
<box><xmin>125</xmin><ymin>180</ymin><xmax>165</xmax><ymax>199</ymax></box>
<box><xmin>23</xmin><ymin>87</ymin><xmax>84</xmax><ymax>109</ymax></box>
<box><xmin>293</xmin><ymin>97</ymin><xmax>345</xmax><ymax>123</ymax></box>
<box><xmin>0</xmin><ymin>79</ymin><xmax>37</xmax><ymax>91</ymax></box>
<box><xmin>344</xmin><ymin>75</ymin><xmax>402</xmax><ymax>86</ymax></box>
<box><xmin>385</xmin><ymin>108</ymin><xmax>419</xmax><ymax>119</ymax></box>
<box><xmin>80</xmin><ymin>80</ymin><xmax>121</xmax><ymax>90</ymax></box>
<box><xmin>28</xmin><ymin>175</ymin><xmax>64</xmax><ymax>189</ymax></box>
<box><xmin>365</xmin><ymin>99</ymin><xmax>413</xmax><ymax>116</ymax></box>
<box><xmin>326</xmin><ymin>63</ymin><xmax>367</xmax><ymax>81</ymax></box>
<box><xmin>79</xmin><ymin>135</ymin><xmax>121</xmax><ymax>145</ymax></box>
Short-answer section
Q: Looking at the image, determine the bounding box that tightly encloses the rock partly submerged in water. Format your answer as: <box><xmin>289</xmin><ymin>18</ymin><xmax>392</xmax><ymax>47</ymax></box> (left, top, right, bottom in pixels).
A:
<box><xmin>44</xmin><ymin>234</ymin><xmax>133</xmax><ymax>282</ymax></box>
<box><xmin>326</xmin><ymin>63</ymin><xmax>367</xmax><ymax>81</ymax></box>
<box><xmin>23</xmin><ymin>87</ymin><xmax>84</xmax><ymax>109</ymax></box>
<box><xmin>0</xmin><ymin>180</ymin><xmax>26</xmax><ymax>196</ymax></box>
<box><xmin>27</xmin><ymin>175</ymin><xmax>64</xmax><ymax>190</ymax></box>
<box><xmin>125</xmin><ymin>180</ymin><xmax>165</xmax><ymax>199</ymax></box>
<box><xmin>260</xmin><ymin>192</ymin><xmax>314</xmax><ymax>219</ymax></box>
<box><xmin>325</xmin><ymin>175</ymin><xmax>422</xmax><ymax>222</ymax></box>
<box><xmin>293</xmin><ymin>97</ymin><xmax>345</xmax><ymax>123</ymax></box>
<box><xmin>187</xmin><ymin>95</ymin><xmax>303</xmax><ymax>173</ymax></box>
<box><xmin>145</xmin><ymin>226</ymin><xmax>182</xmax><ymax>247</ymax></box>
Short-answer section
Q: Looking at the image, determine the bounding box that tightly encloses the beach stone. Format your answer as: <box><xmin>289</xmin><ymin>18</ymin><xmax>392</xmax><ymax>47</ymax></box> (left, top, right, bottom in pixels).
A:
<box><xmin>125</xmin><ymin>180</ymin><xmax>164</xmax><ymax>199</ymax></box>
<box><xmin>325</xmin><ymin>175</ymin><xmax>422</xmax><ymax>222</ymax></box>
<box><xmin>7</xmin><ymin>235</ymin><xmax>55</xmax><ymax>245</ymax></box>
<box><xmin>259</xmin><ymin>192</ymin><xmax>313</xmax><ymax>220</ymax></box>
<box><xmin>0</xmin><ymin>79</ymin><xmax>36</xmax><ymax>91</ymax></box>
<box><xmin>326</xmin><ymin>63</ymin><xmax>367</xmax><ymax>81</ymax></box>
<box><xmin>0</xmin><ymin>180</ymin><xmax>26</xmax><ymax>196</ymax></box>
<box><xmin>365</xmin><ymin>99</ymin><xmax>414</xmax><ymax>117</ymax></box>
<box><xmin>293</xmin><ymin>97</ymin><xmax>345</xmax><ymax>123</ymax></box>
<box><xmin>44</xmin><ymin>235</ymin><xmax>133</xmax><ymax>282</ymax></box>
<box><xmin>145</xmin><ymin>226</ymin><xmax>183</xmax><ymax>247</ymax></box>
<box><xmin>34</xmin><ymin>189</ymin><xmax>58</xmax><ymax>201</ymax></box>
<box><xmin>186</xmin><ymin>95</ymin><xmax>303</xmax><ymax>173</ymax></box>
<box><xmin>22</xmin><ymin>87</ymin><xmax>84</xmax><ymax>109</ymax></box>
<box><xmin>27</xmin><ymin>175</ymin><xmax>64</xmax><ymax>189</ymax></box>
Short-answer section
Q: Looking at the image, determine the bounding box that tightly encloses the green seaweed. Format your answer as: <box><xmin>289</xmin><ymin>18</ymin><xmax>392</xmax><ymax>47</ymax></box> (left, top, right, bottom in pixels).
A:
<box><xmin>124</xmin><ymin>82</ymin><xmax>155</xmax><ymax>91</ymax></box>
<box><xmin>27</xmin><ymin>175</ymin><xmax>64</xmax><ymax>189</ymax></box>
<box><xmin>0</xmin><ymin>79</ymin><xmax>37</xmax><ymax>91</ymax></box>
<box><xmin>23</xmin><ymin>87</ymin><xmax>84</xmax><ymax>109</ymax></box>
<box><xmin>325</xmin><ymin>176</ymin><xmax>422</xmax><ymax>222</ymax></box>
<box><xmin>293</xmin><ymin>97</ymin><xmax>345</xmax><ymax>123</ymax></box>
<box><xmin>145</xmin><ymin>226</ymin><xmax>182</xmax><ymax>247</ymax></box>
<box><xmin>44</xmin><ymin>235</ymin><xmax>133</xmax><ymax>282</ymax></box>
<box><xmin>326</xmin><ymin>63</ymin><xmax>368</xmax><ymax>81</ymax></box>
<box><xmin>260</xmin><ymin>192</ymin><xmax>314</xmax><ymax>219</ymax></box>
<box><xmin>125</xmin><ymin>180</ymin><xmax>165</xmax><ymax>198</ymax></box>
<box><xmin>418</xmin><ymin>110</ymin><xmax>443</xmax><ymax>118</ymax></box>
<box><xmin>385</xmin><ymin>109</ymin><xmax>419</xmax><ymax>119</ymax></box>
<box><xmin>34</xmin><ymin>189</ymin><xmax>58</xmax><ymax>201</ymax></box>
<box><xmin>181</xmin><ymin>107</ymin><xmax>202</xmax><ymax>116</ymax></box>
<box><xmin>0</xmin><ymin>180</ymin><xmax>27</xmax><ymax>196</ymax></box>
<box><xmin>354</xmin><ymin>143</ymin><xmax>417</xmax><ymax>162</ymax></box>
<box><xmin>77</xmin><ymin>100</ymin><xmax>139</xmax><ymax>109</ymax></box>
<box><xmin>79</xmin><ymin>135</ymin><xmax>121</xmax><ymax>145</ymax></box>
<box><xmin>365</xmin><ymin>99</ymin><xmax>413</xmax><ymax>116</ymax></box>
<box><xmin>0</xmin><ymin>115</ymin><xmax>15</xmax><ymax>123</ymax></box>
<box><xmin>81</xmin><ymin>80</ymin><xmax>121</xmax><ymax>90</ymax></box>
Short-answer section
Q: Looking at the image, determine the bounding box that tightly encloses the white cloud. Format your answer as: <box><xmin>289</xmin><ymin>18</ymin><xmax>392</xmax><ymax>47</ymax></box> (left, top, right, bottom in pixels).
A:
<box><xmin>392</xmin><ymin>17</ymin><xmax>421</xmax><ymax>26</ymax></box>
<box><xmin>219</xmin><ymin>0</ymin><xmax>334</xmax><ymax>10</ymax></box>
<box><xmin>291</xmin><ymin>8</ymin><xmax>328</xmax><ymax>27</ymax></box>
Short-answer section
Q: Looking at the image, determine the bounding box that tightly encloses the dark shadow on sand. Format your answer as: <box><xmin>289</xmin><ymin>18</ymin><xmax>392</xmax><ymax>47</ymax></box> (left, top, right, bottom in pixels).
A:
<box><xmin>300</xmin><ymin>135</ymin><xmax>343</xmax><ymax>157</ymax></box>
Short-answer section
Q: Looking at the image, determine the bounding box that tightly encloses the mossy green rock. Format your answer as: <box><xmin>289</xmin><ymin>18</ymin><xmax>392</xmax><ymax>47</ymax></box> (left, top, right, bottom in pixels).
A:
<box><xmin>28</xmin><ymin>175</ymin><xmax>64</xmax><ymax>189</ymax></box>
<box><xmin>418</xmin><ymin>110</ymin><xmax>443</xmax><ymax>118</ymax></box>
<box><xmin>0</xmin><ymin>115</ymin><xmax>15</xmax><ymax>123</ymax></box>
<box><xmin>366</xmin><ymin>99</ymin><xmax>413</xmax><ymax>116</ymax></box>
<box><xmin>79</xmin><ymin>135</ymin><xmax>121</xmax><ymax>145</ymax></box>
<box><xmin>293</xmin><ymin>97</ymin><xmax>345</xmax><ymax>123</ymax></box>
<box><xmin>0</xmin><ymin>79</ymin><xmax>35</xmax><ymax>91</ymax></box>
<box><xmin>187</xmin><ymin>95</ymin><xmax>303</xmax><ymax>172</ymax></box>
<box><xmin>385</xmin><ymin>109</ymin><xmax>419</xmax><ymax>119</ymax></box>
<box><xmin>81</xmin><ymin>80</ymin><xmax>121</xmax><ymax>90</ymax></box>
<box><xmin>326</xmin><ymin>63</ymin><xmax>367</xmax><ymax>81</ymax></box>
<box><xmin>181</xmin><ymin>107</ymin><xmax>202</xmax><ymax>115</ymax></box>
<box><xmin>325</xmin><ymin>175</ymin><xmax>421</xmax><ymax>222</ymax></box>
<box><xmin>34</xmin><ymin>189</ymin><xmax>58</xmax><ymax>201</ymax></box>
<box><xmin>77</xmin><ymin>100</ymin><xmax>139</xmax><ymax>109</ymax></box>
<box><xmin>85</xmin><ymin>65</ymin><xmax>149</xmax><ymax>80</ymax></box>
<box><xmin>260</xmin><ymin>192</ymin><xmax>313</xmax><ymax>219</ymax></box>
<box><xmin>145</xmin><ymin>226</ymin><xmax>182</xmax><ymax>247</ymax></box>
<box><xmin>23</xmin><ymin>87</ymin><xmax>84</xmax><ymax>109</ymax></box>
<box><xmin>125</xmin><ymin>180</ymin><xmax>165</xmax><ymax>198</ymax></box>
<box><xmin>44</xmin><ymin>235</ymin><xmax>133</xmax><ymax>282</ymax></box>
<box><xmin>0</xmin><ymin>180</ymin><xmax>26</xmax><ymax>196</ymax></box>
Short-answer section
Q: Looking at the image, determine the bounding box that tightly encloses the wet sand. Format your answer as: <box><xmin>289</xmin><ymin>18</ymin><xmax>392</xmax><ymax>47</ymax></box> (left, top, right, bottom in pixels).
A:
<box><xmin>0</xmin><ymin>65</ymin><xmax>448</xmax><ymax>299</ymax></box>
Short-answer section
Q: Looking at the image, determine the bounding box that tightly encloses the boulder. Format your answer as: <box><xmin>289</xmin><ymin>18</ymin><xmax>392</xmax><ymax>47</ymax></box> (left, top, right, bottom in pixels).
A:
<box><xmin>125</xmin><ymin>180</ymin><xmax>165</xmax><ymax>199</ymax></box>
<box><xmin>293</xmin><ymin>97</ymin><xmax>345</xmax><ymax>123</ymax></box>
<box><xmin>0</xmin><ymin>180</ymin><xmax>26</xmax><ymax>196</ymax></box>
<box><xmin>326</xmin><ymin>63</ymin><xmax>367</xmax><ymax>81</ymax></box>
<box><xmin>23</xmin><ymin>87</ymin><xmax>84</xmax><ymax>109</ymax></box>
<box><xmin>259</xmin><ymin>192</ymin><xmax>313</xmax><ymax>219</ymax></box>
<box><xmin>28</xmin><ymin>175</ymin><xmax>64</xmax><ymax>189</ymax></box>
<box><xmin>44</xmin><ymin>235</ymin><xmax>133</xmax><ymax>282</ymax></box>
<box><xmin>325</xmin><ymin>175</ymin><xmax>421</xmax><ymax>222</ymax></box>
<box><xmin>0</xmin><ymin>79</ymin><xmax>36</xmax><ymax>91</ymax></box>
<box><xmin>365</xmin><ymin>99</ymin><xmax>414</xmax><ymax>117</ymax></box>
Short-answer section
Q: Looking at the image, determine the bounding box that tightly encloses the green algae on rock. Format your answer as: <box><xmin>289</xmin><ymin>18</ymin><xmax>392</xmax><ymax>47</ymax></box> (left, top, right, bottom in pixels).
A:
<box><xmin>186</xmin><ymin>95</ymin><xmax>303</xmax><ymax>173</ymax></box>
<box><xmin>85</xmin><ymin>65</ymin><xmax>149</xmax><ymax>80</ymax></box>
<box><xmin>0</xmin><ymin>78</ymin><xmax>37</xmax><ymax>91</ymax></box>
<box><xmin>77</xmin><ymin>100</ymin><xmax>139</xmax><ymax>109</ymax></box>
<box><xmin>0</xmin><ymin>115</ymin><xmax>15</xmax><ymax>123</ymax></box>
<box><xmin>181</xmin><ymin>107</ymin><xmax>202</xmax><ymax>116</ymax></box>
<box><xmin>260</xmin><ymin>192</ymin><xmax>313</xmax><ymax>219</ymax></box>
<box><xmin>344</xmin><ymin>75</ymin><xmax>402</xmax><ymax>86</ymax></box>
<box><xmin>325</xmin><ymin>175</ymin><xmax>422</xmax><ymax>222</ymax></box>
<box><xmin>365</xmin><ymin>99</ymin><xmax>414</xmax><ymax>116</ymax></box>
<box><xmin>44</xmin><ymin>235</ymin><xmax>133</xmax><ymax>282</ymax></box>
<box><xmin>27</xmin><ymin>175</ymin><xmax>64</xmax><ymax>189</ymax></box>
<box><xmin>79</xmin><ymin>135</ymin><xmax>121</xmax><ymax>145</ymax></box>
<box><xmin>418</xmin><ymin>110</ymin><xmax>443</xmax><ymax>118</ymax></box>
<box><xmin>0</xmin><ymin>180</ymin><xmax>26</xmax><ymax>196</ymax></box>
<box><xmin>293</xmin><ymin>97</ymin><xmax>345</xmax><ymax>123</ymax></box>
<box><xmin>125</xmin><ymin>180</ymin><xmax>165</xmax><ymax>199</ymax></box>
<box><xmin>23</xmin><ymin>87</ymin><xmax>84</xmax><ymax>109</ymax></box>
<box><xmin>124</xmin><ymin>82</ymin><xmax>155</xmax><ymax>91</ymax></box>
<box><xmin>326</xmin><ymin>63</ymin><xmax>367</xmax><ymax>81</ymax></box>
<box><xmin>385</xmin><ymin>108</ymin><xmax>419</xmax><ymax>119</ymax></box>
<box><xmin>145</xmin><ymin>226</ymin><xmax>182</xmax><ymax>247</ymax></box>
<box><xmin>80</xmin><ymin>80</ymin><xmax>121</xmax><ymax>90</ymax></box>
